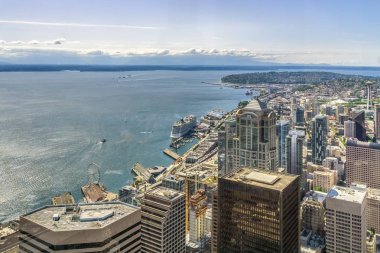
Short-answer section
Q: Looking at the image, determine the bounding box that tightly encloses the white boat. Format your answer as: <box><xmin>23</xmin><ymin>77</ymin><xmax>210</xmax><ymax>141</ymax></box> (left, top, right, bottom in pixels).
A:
<box><xmin>170</xmin><ymin>115</ymin><xmax>197</xmax><ymax>141</ymax></box>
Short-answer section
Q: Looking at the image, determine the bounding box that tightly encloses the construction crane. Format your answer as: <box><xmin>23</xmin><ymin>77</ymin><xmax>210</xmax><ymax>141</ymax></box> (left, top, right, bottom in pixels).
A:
<box><xmin>182</xmin><ymin>172</ymin><xmax>203</xmax><ymax>235</ymax></box>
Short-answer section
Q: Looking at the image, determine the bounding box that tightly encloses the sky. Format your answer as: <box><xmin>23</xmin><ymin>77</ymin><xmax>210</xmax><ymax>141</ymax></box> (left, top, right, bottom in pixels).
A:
<box><xmin>0</xmin><ymin>0</ymin><xmax>379</xmax><ymax>66</ymax></box>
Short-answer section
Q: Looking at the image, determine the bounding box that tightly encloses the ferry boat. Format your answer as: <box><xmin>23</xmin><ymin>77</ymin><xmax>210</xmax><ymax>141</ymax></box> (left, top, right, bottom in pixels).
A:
<box><xmin>170</xmin><ymin>115</ymin><xmax>197</xmax><ymax>141</ymax></box>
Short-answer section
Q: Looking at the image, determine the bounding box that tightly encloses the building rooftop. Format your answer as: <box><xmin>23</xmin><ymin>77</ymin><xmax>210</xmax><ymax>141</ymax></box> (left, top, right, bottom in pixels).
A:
<box><xmin>22</xmin><ymin>202</ymin><xmax>138</xmax><ymax>231</ymax></box>
<box><xmin>327</xmin><ymin>186</ymin><xmax>366</xmax><ymax>204</ymax></box>
<box><xmin>367</xmin><ymin>188</ymin><xmax>380</xmax><ymax>201</ymax></box>
<box><xmin>314</xmin><ymin>170</ymin><xmax>334</xmax><ymax>176</ymax></box>
<box><xmin>244</xmin><ymin>99</ymin><xmax>265</xmax><ymax>111</ymax></box>
<box><xmin>303</xmin><ymin>190</ymin><xmax>327</xmax><ymax>203</ymax></box>
<box><xmin>147</xmin><ymin>186</ymin><xmax>184</xmax><ymax>201</ymax></box>
<box><xmin>314</xmin><ymin>115</ymin><xmax>327</xmax><ymax>120</ymax></box>
<box><xmin>277</xmin><ymin>120</ymin><xmax>290</xmax><ymax>126</ymax></box>
<box><xmin>223</xmin><ymin>167</ymin><xmax>298</xmax><ymax>191</ymax></box>
<box><xmin>347</xmin><ymin>139</ymin><xmax>380</xmax><ymax>150</ymax></box>
<box><xmin>288</xmin><ymin>129</ymin><xmax>305</xmax><ymax>137</ymax></box>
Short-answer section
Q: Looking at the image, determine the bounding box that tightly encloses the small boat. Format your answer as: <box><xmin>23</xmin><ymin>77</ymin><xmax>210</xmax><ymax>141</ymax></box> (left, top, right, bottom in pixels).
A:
<box><xmin>101</xmin><ymin>139</ymin><xmax>107</xmax><ymax>143</ymax></box>
<box><xmin>245</xmin><ymin>90</ymin><xmax>253</xmax><ymax>96</ymax></box>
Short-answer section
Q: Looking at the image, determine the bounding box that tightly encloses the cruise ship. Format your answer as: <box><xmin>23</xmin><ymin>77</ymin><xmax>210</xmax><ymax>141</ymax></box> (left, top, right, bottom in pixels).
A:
<box><xmin>170</xmin><ymin>115</ymin><xmax>197</xmax><ymax>140</ymax></box>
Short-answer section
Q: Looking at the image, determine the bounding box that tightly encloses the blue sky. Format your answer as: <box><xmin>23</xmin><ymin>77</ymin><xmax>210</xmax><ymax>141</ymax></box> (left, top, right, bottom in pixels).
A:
<box><xmin>0</xmin><ymin>0</ymin><xmax>379</xmax><ymax>65</ymax></box>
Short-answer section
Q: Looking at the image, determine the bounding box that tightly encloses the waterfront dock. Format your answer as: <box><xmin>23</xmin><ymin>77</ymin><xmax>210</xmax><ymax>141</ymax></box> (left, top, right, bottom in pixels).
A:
<box><xmin>163</xmin><ymin>149</ymin><xmax>181</xmax><ymax>160</ymax></box>
<box><xmin>51</xmin><ymin>192</ymin><xmax>75</xmax><ymax>205</ymax></box>
<box><xmin>132</xmin><ymin>163</ymin><xmax>153</xmax><ymax>182</ymax></box>
<box><xmin>81</xmin><ymin>183</ymin><xmax>118</xmax><ymax>203</ymax></box>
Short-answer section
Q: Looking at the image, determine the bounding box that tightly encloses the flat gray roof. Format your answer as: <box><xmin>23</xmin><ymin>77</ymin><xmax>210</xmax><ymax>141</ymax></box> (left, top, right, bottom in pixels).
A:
<box><xmin>347</xmin><ymin>139</ymin><xmax>380</xmax><ymax>150</ymax></box>
<box><xmin>146</xmin><ymin>186</ymin><xmax>184</xmax><ymax>201</ymax></box>
<box><xmin>223</xmin><ymin>167</ymin><xmax>298</xmax><ymax>191</ymax></box>
<box><xmin>327</xmin><ymin>186</ymin><xmax>366</xmax><ymax>204</ymax></box>
<box><xmin>22</xmin><ymin>202</ymin><xmax>138</xmax><ymax>231</ymax></box>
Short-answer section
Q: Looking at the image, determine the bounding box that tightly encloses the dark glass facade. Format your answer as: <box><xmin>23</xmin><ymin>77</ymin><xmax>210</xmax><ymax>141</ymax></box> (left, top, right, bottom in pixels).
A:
<box><xmin>217</xmin><ymin>170</ymin><xmax>300</xmax><ymax>253</ymax></box>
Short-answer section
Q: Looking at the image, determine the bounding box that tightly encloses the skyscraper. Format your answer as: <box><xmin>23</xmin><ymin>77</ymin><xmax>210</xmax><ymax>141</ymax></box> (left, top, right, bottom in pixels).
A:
<box><xmin>366</xmin><ymin>81</ymin><xmax>374</xmax><ymax>111</ymax></box>
<box><xmin>325</xmin><ymin>186</ymin><xmax>367</xmax><ymax>253</ymax></box>
<box><xmin>141</xmin><ymin>186</ymin><xmax>186</xmax><ymax>253</ymax></box>
<box><xmin>351</xmin><ymin>109</ymin><xmax>367</xmax><ymax>141</ymax></box>
<box><xmin>301</xmin><ymin>197</ymin><xmax>325</xmax><ymax>235</ymax></box>
<box><xmin>211</xmin><ymin>188</ymin><xmax>218</xmax><ymax>253</ymax></box>
<box><xmin>189</xmin><ymin>189</ymin><xmax>208</xmax><ymax>248</ymax></box>
<box><xmin>232</xmin><ymin>100</ymin><xmax>277</xmax><ymax>170</ymax></box>
<box><xmin>311</xmin><ymin>115</ymin><xmax>328</xmax><ymax>165</ymax></box>
<box><xmin>346</xmin><ymin>140</ymin><xmax>380</xmax><ymax>189</ymax></box>
<box><xmin>322</xmin><ymin>157</ymin><xmax>339</xmax><ymax>170</ymax></box>
<box><xmin>336</xmin><ymin>105</ymin><xmax>344</xmax><ymax>119</ymax></box>
<box><xmin>374</xmin><ymin>104</ymin><xmax>380</xmax><ymax>139</ymax></box>
<box><xmin>19</xmin><ymin>202</ymin><xmax>141</xmax><ymax>253</ymax></box>
<box><xmin>344</xmin><ymin>120</ymin><xmax>356</xmax><ymax>138</ymax></box>
<box><xmin>293</xmin><ymin>107</ymin><xmax>305</xmax><ymax>126</ymax></box>
<box><xmin>286</xmin><ymin>129</ymin><xmax>305</xmax><ymax>175</ymax></box>
<box><xmin>217</xmin><ymin>168</ymin><xmax>300</xmax><ymax>252</ymax></box>
<box><xmin>366</xmin><ymin>188</ymin><xmax>380</xmax><ymax>234</ymax></box>
<box><xmin>276</xmin><ymin>120</ymin><xmax>290</xmax><ymax>169</ymax></box>
<box><xmin>218</xmin><ymin>118</ymin><xmax>236</xmax><ymax>176</ymax></box>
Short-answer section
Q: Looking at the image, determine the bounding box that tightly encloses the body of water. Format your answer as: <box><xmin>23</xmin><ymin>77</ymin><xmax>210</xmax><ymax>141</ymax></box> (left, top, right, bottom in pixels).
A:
<box><xmin>0</xmin><ymin>70</ymin><xmax>250</xmax><ymax>222</ymax></box>
<box><xmin>1</xmin><ymin>67</ymin><xmax>380</xmax><ymax>222</ymax></box>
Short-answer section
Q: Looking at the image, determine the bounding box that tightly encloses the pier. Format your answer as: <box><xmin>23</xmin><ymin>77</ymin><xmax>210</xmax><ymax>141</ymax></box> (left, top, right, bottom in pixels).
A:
<box><xmin>81</xmin><ymin>183</ymin><xmax>118</xmax><ymax>203</ymax></box>
<box><xmin>132</xmin><ymin>163</ymin><xmax>154</xmax><ymax>183</ymax></box>
<box><xmin>170</xmin><ymin>137</ymin><xmax>183</xmax><ymax>148</ymax></box>
<box><xmin>163</xmin><ymin>149</ymin><xmax>181</xmax><ymax>160</ymax></box>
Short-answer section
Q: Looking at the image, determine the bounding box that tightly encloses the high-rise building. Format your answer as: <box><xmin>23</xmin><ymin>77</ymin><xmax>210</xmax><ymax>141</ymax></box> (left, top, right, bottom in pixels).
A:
<box><xmin>344</xmin><ymin>120</ymin><xmax>356</xmax><ymax>138</ymax></box>
<box><xmin>351</xmin><ymin>109</ymin><xmax>367</xmax><ymax>141</ymax></box>
<box><xmin>366</xmin><ymin>188</ymin><xmax>380</xmax><ymax>234</ymax></box>
<box><xmin>286</xmin><ymin>130</ymin><xmax>305</xmax><ymax>175</ymax></box>
<box><xmin>218</xmin><ymin>118</ymin><xmax>236</xmax><ymax>176</ymax></box>
<box><xmin>313</xmin><ymin>168</ymin><xmax>337</xmax><ymax>192</ymax></box>
<box><xmin>301</xmin><ymin>197</ymin><xmax>325</xmax><ymax>235</ymax></box>
<box><xmin>211</xmin><ymin>188</ymin><xmax>218</xmax><ymax>253</ymax></box>
<box><xmin>325</xmin><ymin>106</ymin><xmax>333</xmax><ymax>116</ymax></box>
<box><xmin>141</xmin><ymin>186</ymin><xmax>186</xmax><ymax>253</ymax></box>
<box><xmin>161</xmin><ymin>175</ymin><xmax>185</xmax><ymax>191</ymax></box>
<box><xmin>366</xmin><ymin>81</ymin><xmax>374</xmax><ymax>111</ymax></box>
<box><xmin>311</xmin><ymin>115</ymin><xmax>328</xmax><ymax>165</ymax></box>
<box><xmin>338</xmin><ymin>114</ymin><xmax>349</xmax><ymax>125</ymax></box>
<box><xmin>374</xmin><ymin>104</ymin><xmax>380</xmax><ymax>139</ymax></box>
<box><xmin>19</xmin><ymin>202</ymin><xmax>141</xmax><ymax>253</ymax></box>
<box><xmin>346</xmin><ymin>140</ymin><xmax>380</xmax><ymax>189</ymax></box>
<box><xmin>293</xmin><ymin>107</ymin><xmax>305</xmax><ymax>126</ymax></box>
<box><xmin>232</xmin><ymin>100</ymin><xmax>277</xmax><ymax>170</ymax></box>
<box><xmin>312</xmin><ymin>97</ymin><xmax>320</xmax><ymax>117</ymax></box>
<box><xmin>189</xmin><ymin>189</ymin><xmax>208</xmax><ymax>248</ymax></box>
<box><xmin>276</xmin><ymin>120</ymin><xmax>290</xmax><ymax>169</ymax></box>
<box><xmin>336</xmin><ymin>105</ymin><xmax>344</xmax><ymax>119</ymax></box>
<box><xmin>290</xmin><ymin>97</ymin><xmax>297</xmax><ymax>111</ymax></box>
<box><xmin>344</xmin><ymin>106</ymin><xmax>351</xmax><ymax>116</ymax></box>
<box><xmin>217</xmin><ymin>168</ymin><xmax>300</xmax><ymax>252</ymax></box>
<box><xmin>322</xmin><ymin>157</ymin><xmax>339</xmax><ymax>171</ymax></box>
<box><xmin>325</xmin><ymin>186</ymin><xmax>367</xmax><ymax>253</ymax></box>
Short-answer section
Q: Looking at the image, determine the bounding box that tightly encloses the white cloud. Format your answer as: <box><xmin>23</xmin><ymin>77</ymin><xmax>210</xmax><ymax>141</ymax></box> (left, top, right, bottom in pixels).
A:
<box><xmin>44</xmin><ymin>38</ymin><xmax>66</xmax><ymax>45</ymax></box>
<box><xmin>9</xmin><ymin>41</ymin><xmax>25</xmax><ymax>45</ymax></box>
<box><xmin>28</xmin><ymin>40</ymin><xmax>40</xmax><ymax>45</ymax></box>
<box><xmin>0</xmin><ymin>20</ymin><xmax>157</xmax><ymax>30</ymax></box>
<box><xmin>0</xmin><ymin>44</ymin><xmax>377</xmax><ymax>66</ymax></box>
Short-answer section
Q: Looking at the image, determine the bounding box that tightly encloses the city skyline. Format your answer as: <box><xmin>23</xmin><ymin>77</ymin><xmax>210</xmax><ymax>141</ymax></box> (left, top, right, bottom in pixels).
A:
<box><xmin>0</xmin><ymin>0</ymin><xmax>380</xmax><ymax>65</ymax></box>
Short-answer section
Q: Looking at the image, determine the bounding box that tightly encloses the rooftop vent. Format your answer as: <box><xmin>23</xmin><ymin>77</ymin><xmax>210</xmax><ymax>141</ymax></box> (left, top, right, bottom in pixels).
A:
<box><xmin>52</xmin><ymin>214</ymin><xmax>60</xmax><ymax>221</ymax></box>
